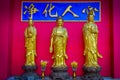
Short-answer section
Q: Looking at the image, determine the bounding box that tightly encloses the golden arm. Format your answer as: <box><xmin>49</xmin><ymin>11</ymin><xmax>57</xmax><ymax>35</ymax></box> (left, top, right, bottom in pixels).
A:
<box><xmin>50</xmin><ymin>29</ymin><xmax>54</xmax><ymax>53</ymax></box>
<box><xmin>63</xmin><ymin>29</ymin><xmax>68</xmax><ymax>59</ymax></box>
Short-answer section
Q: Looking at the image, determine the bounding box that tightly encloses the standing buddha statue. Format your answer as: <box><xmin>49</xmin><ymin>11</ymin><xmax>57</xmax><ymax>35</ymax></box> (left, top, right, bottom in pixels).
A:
<box><xmin>50</xmin><ymin>17</ymin><xmax>68</xmax><ymax>68</ymax></box>
<box><xmin>24</xmin><ymin>18</ymin><xmax>37</xmax><ymax>66</ymax></box>
<box><xmin>83</xmin><ymin>6</ymin><xmax>103</xmax><ymax>68</ymax></box>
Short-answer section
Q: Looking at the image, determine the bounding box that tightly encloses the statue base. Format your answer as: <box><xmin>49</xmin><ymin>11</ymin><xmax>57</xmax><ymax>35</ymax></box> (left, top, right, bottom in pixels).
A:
<box><xmin>81</xmin><ymin>66</ymin><xmax>104</xmax><ymax>80</ymax></box>
<box><xmin>7</xmin><ymin>65</ymin><xmax>40</xmax><ymax>80</ymax></box>
<box><xmin>50</xmin><ymin>67</ymin><xmax>70</xmax><ymax>80</ymax></box>
<box><xmin>21</xmin><ymin>65</ymin><xmax>39</xmax><ymax>80</ymax></box>
<box><xmin>70</xmin><ymin>76</ymin><xmax>81</xmax><ymax>80</ymax></box>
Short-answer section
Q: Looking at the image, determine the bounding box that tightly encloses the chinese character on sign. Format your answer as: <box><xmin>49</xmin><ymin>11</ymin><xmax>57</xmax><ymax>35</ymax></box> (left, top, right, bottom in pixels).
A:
<box><xmin>42</xmin><ymin>3</ymin><xmax>79</xmax><ymax>18</ymax></box>
<box><xmin>42</xmin><ymin>3</ymin><xmax>58</xmax><ymax>17</ymax></box>
<box><xmin>82</xmin><ymin>6</ymin><xmax>99</xmax><ymax>16</ymax></box>
<box><xmin>24</xmin><ymin>4</ymin><xmax>39</xmax><ymax>19</ymax></box>
<box><xmin>62</xmin><ymin>5</ymin><xmax>79</xmax><ymax>17</ymax></box>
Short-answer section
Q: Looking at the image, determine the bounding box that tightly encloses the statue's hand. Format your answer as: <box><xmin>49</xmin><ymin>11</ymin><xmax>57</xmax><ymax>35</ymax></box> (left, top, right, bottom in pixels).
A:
<box><xmin>35</xmin><ymin>52</ymin><xmax>37</xmax><ymax>56</ymax></box>
<box><xmin>52</xmin><ymin>56</ymin><xmax>54</xmax><ymax>59</ymax></box>
<box><xmin>97</xmin><ymin>53</ymin><xmax>103</xmax><ymax>58</ymax></box>
<box><xmin>50</xmin><ymin>47</ymin><xmax>53</xmax><ymax>53</ymax></box>
<box><xmin>83</xmin><ymin>50</ymin><xmax>87</xmax><ymax>56</ymax></box>
<box><xmin>65</xmin><ymin>53</ymin><xmax>68</xmax><ymax>59</ymax></box>
<box><xmin>33</xmin><ymin>50</ymin><xmax>37</xmax><ymax>56</ymax></box>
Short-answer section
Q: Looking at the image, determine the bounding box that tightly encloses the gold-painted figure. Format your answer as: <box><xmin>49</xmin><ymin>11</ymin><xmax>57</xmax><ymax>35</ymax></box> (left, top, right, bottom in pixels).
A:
<box><xmin>82</xmin><ymin>6</ymin><xmax>102</xmax><ymax>68</ymax></box>
<box><xmin>24</xmin><ymin>4</ymin><xmax>38</xmax><ymax>66</ymax></box>
<box><xmin>50</xmin><ymin>17</ymin><xmax>68</xmax><ymax>68</ymax></box>
<box><xmin>24</xmin><ymin>18</ymin><xmax>37</xmax><ymax>66</ymax></box>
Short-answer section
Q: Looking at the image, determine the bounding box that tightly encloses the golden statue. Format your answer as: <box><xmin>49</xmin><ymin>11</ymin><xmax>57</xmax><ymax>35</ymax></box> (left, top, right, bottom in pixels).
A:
<box><xmin>50</xmin><ymin>17</ymin><xmax>68</xmax><ymax>68</ymax></box>
<box><xmin>23</xmin><ymin>4</ymin><xmax>39</xmax><ymax>66</ymax></box>
<box><xmin>82</xmin><ymin>6</ymin><xmax>102</xmax><ymax>68</ymax></box>
<box><xmin>24</xmin><ymin>18</ymin><xmax>37</xmax><ymax>66</ymax></box>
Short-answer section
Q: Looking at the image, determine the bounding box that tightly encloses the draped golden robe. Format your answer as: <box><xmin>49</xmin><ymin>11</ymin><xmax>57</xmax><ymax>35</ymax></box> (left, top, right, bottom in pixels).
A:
<box><xmin>83</xmin><ymin>22</ymin><xmax>102</xmax><ymax>67</ymax></box>
<box><xmin>50</xmin><ymin>27</ymin><xmax>68</xmax><ymax>68</ymax></box>
<box><xmin>25</xmin><ymin>26</ymin><xmax>37</xmax><ymax>66</ymax></box>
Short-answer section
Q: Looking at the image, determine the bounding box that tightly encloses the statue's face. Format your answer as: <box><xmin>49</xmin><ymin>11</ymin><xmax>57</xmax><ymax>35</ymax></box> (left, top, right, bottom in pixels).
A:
<box><xmin>57</xmin><ymin>19</ymin><xmax>63</xmax><ymax>27</ymax></box>
<box><xmin>29</xmin><ymin>19</ymin><xmax>33</xmax><ymax>26</ymax></box>
<box><xmin>88</xmin><ymin>15</ymin><xmax>94</xmax><ymax>22</ymax></box>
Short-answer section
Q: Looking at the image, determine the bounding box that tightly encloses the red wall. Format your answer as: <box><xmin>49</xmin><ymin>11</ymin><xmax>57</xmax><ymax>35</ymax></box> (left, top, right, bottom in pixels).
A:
<box><xmin>0</xmin><ymin>0</ymin><xmax>10</xmax><ymax>80</ymax></box>
<box><xmin>1</xmin><ymin>0</ymin><xmax>120</xmax><ymax>79</ymax></box>
<box><xmin>113</xmin><ymin>0</ymin><xmax>120</xmax><ymax>78</ymax></box>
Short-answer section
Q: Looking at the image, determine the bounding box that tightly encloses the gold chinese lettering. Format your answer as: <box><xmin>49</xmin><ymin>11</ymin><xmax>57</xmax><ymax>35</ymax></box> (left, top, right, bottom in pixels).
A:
<box><xmin>42</xmin><ymin>3</ymin><xmax>58</xmax><ymax>17</ymax></box>
<box><xmin>62</xmin><ymin>5</ymin><xmax>79</xmax><ymax>17</ymax></box>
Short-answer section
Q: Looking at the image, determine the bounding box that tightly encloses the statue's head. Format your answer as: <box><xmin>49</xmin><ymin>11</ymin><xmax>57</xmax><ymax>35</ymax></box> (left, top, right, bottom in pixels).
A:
<box><xmin>56</xmin><ymin>16</ymin><xmax>64</xmax><ymax>27</ymax></box>
<box><xmin>28</xmin><ymin>17</ymin><xmax>33</xmax><ymax>26</ymax></box>
<box><xmin>87</xmin><ymin>7</ymin><xmax>94</xmax><ymax>22</ymax></box>
<box><xmin>82</xmin><ymin>6</ymin><xmax>98</xmax><ymax>22</ymax></box>
<box><xmin>88</xmin><ymin>14</ymin><xmax>94</xmax><ymax>22</ymax></box>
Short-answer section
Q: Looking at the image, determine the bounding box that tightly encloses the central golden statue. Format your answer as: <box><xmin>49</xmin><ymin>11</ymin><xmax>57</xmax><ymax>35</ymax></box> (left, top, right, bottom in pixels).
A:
<box><xmin>50</xmin><ymin>17</ymin><xmax>68</xmax><ymax>68</ymax></box>
<box><xmin>83</xmin><ymin>7</ymin><xmax>103</xmax><ymax>68</ymax></box>
<box><xmin>24</xmin><ymin>18</ymin><xmax>37</xmax><ymax>66</ymax></box>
